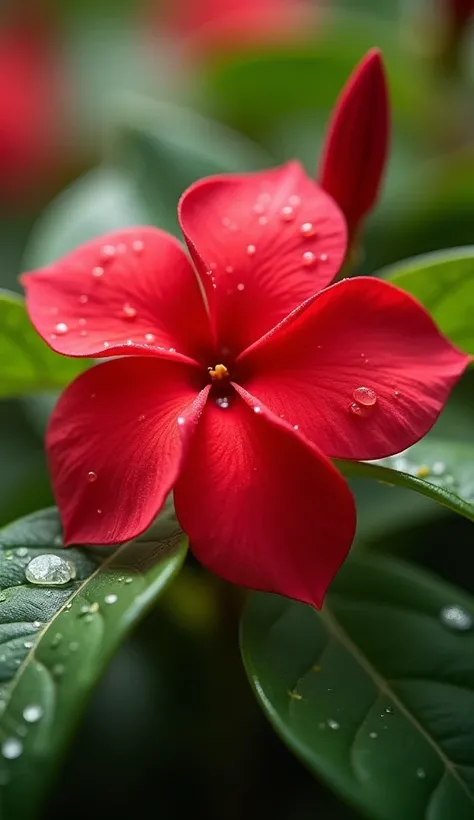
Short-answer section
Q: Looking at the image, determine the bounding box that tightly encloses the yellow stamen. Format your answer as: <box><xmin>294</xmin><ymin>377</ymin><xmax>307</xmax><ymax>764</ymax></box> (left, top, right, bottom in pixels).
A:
<box><xmin>208</xmin><ymin>363</ymin><xmax>229</xmax><ymax>381</ymax></box>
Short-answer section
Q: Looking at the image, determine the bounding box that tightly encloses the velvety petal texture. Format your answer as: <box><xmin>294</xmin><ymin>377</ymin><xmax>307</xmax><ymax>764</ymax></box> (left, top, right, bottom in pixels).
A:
<box><xmin>175</xmin><ymin>387</ymin><xmax>356</xmax><ymax>608</ymax></box>
<box><xmin>179</xmin><ymin>162</ymin><xmax>346</xmax><ymax>354</ymax></box>
<box><xmin>48</xmin><ymin>357</ymin><xmax>205</xmax><ymax>546</ymax></box>
<box><xmin>238</xmin><ymin>278</ymin><xmax>470</xmax><ymax>460</ymax></box>
<box><xmin>22</xmin><ymin>227</ymin><xmax>213</xmax><ymax>365</ymax></box>
<box><xmin>318</xmin><ymin>49</ymin><xmax>389</xmax><ymax>237</ymax></box>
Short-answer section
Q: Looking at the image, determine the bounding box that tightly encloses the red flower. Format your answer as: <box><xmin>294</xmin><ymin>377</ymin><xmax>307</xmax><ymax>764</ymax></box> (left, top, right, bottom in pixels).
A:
<box><xmin>0</xmin><ymin>9</ymin><xmax>61</xmax><ymax>199</ymax></box>
<box><xmin>23</xmin><ymin>162</ymin><xmax>468</xmax><ymax>607</ymax></box>
<box><xmin>155</xmin><ymin>0</ymin><xmax>312</xmax><ymax>56</ymax></box>
<box><xmin>318</xmin><ymin>49</ymin><xmax>389</xmax><ymax>241</ymax></box>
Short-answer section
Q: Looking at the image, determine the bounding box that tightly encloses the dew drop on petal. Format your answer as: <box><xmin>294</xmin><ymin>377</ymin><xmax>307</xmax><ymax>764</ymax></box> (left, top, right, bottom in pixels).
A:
<box><xmin>320</xmin><ymin>253</ymin><xmax>329</xmax><ymax>262</ymax></box>
<box><xmin>100</xmin><ymin>245</ymin><xmax>116</xmax><ymax>262</ymax></box>
<box><xmin>92</xmin><ymin>266</ymin><xmax>104</xmax><ymax>278</ymax></box>
<box><xmin>302</xmin><ymin>251</ymin><xmax>316</xmax><ymax>266</ymax></box>
<box><xmin>216</xmin><ymin>397</ymin><xmax>230</xmax><ymax>409</ymax></box>
<box><xmin>350</xmin><ymin>402</ymin><xmax>362</xmax><ymax>416</ymax></box>
<box><xmin>97</xmin><ymin>509</ymin><xmax>103</xmax><ymax>515</ymax></box>
<box><xmin>246</xmin><ymin>244</ymin><xmax>256</xmax><ymax>257</ymax></box>
<box><xmin>122</xmin><ymin>304</ymin><xmax>137</xmax><ymax>319</ymax></box>
<box><xmin>126</xmin><ymin>339</ymin><xmax>133</xmax><ymax>346</ymax></box>
<box><xmin>50</xmin><ymin>333</ymin><xmax>57</xmax><ymax>340</ymax></box>
<box><xmin>103</xmin><ymin>342</ymin><xmax>109</xmax><ymax>348</ymax></box>
<box><xmin>300</xmin><ymin>222</ymin><xmax>316</xmax><ymax>238</ymax></box>
<box><xmin>237</xmin><ymin>283</ymin><xmax>245</xmax><ymax>291</ymax></box>
<box><xmin>293</xmin><ymin>425</ymin><xmax>299</xmax><ymax>430</ymax></box>
<box><xmin>177</xmin><ymin>416</ymin><xmax>185</xmax><ymax>426</ymax></box>
<box><xmin>79</xmin><ymin>294</ymin><xmax>88</xmax><ymax>304</ymax></box>
<box><xmin>54</xmin><ymin>322</ymin><xmax>68</xmax><ymax>335</ymax></box>
<box><xmin>440</xmin><ymin>604</ymin><xmax>473</xmax><ymax>631</ymax></box>
<box><xmin>280</xmin><ymin>205</ymin><xmax>294</xmax><ymax>221</ymax></box>
<box><xmin>87</xmin><ymin>471</ymin><xmax>97</xmax><ymax>483</ymax></box>
<box><xmin>353</xmin><ymin>386</ymin><xmax>377</xmax><ymax>406</ymax></box>
<box><xmin>253</xmin><ymin>406</ymin><xmax>261</xmax><ymax>414</ymax></box>
<box><xmin>225</xmin><ymin>266</ymin><xmax>234</xmax><ymax>274</ymax></box>
<box><xmin>138</xmin><ymin>414</ymin><xmax>145</xmax><ymax>422</ymax></box>
<box><xmin>132</xmin><ymin>240</ymin><xmax>144</xmax><ymax>253</ymax></box>
<box><xmin>393</xmin><ymin>390</ymin><xmax>400</xmax><ymax>399</ymax></box>
<box><xmin>169</xmin><ymin>347</ymin><xmax>176</xmax><ymax>353</ymax></box>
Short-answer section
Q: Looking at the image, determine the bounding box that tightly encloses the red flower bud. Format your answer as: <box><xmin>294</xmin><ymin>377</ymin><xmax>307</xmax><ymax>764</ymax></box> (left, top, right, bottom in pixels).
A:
<box><xmin>318</xmin><ymin>48</ymin><xmax>390</xmax><ymax>239</ymax></box>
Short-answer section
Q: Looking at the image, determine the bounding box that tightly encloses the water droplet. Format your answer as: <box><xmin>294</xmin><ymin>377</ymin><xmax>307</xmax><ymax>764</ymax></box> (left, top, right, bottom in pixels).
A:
<box><xmin>320</xmin><ymin>253</ymin><xmax>329</xmax><ymax>262</ymax></box>
<box><xmin>177</xmin><ymin>416</ymin><xmax>185</xmax><ymax>426</ymax></box>
<box><xmin>302</xmin><ymin>251</ymin><xmax>316</xmax><ymax>266</ymax></box>
<box><xmin>23</xmin><ymin>704</ymin><xmax>43</xmax><ymax>723</ymax></box>
<box><xmin>385</xmin><ymin>706</ymin><xmax>394</xmax><ymax>714</ymax></box>
<box><xmin>23</xmin><ymin>640</ymin><xmax>34</xmax><ymax>649</ymax></box>
<box><xmin>246</xmin><ymin>244</ymin><xmax>256</xmax><ymax>257</ymax></box>
<box><xmin>293</xmin><ymin>424</ymin><xmax>299</xmax><ymax>430</ymax></box>
<box><xmin>300</xmin><ymin>222</ymin><xmax>316</xmax><ymax>238</ymax></box>
<box><xmin>169</xmin><ymin>348</ymin><xmax>176</xmax><ymax>353</ymax></box>
<box><xmin>79</xmin><ymin>295</ymin><xmax>88</xmax><ymax>304</ymax></box>
<box><xmin>2</xmin><ymin>738</ymin><xmax>22</xmax><ymax>759</ymax></box>
<box><xmin>216</xmin><ymin>397</ymin><xmax>230</xmax><ymax>409</ymax></box>
<box><xmin>258</xmin><ymin>216</ymin><xmax>268</xmax><ymax>226</ymax></box>
<box><xmin>126</xmin><ymin>339</ymin><xmax>133</xmax><ymax>346</ymax></box>
<box><xmin>103</xmin><ymin>341</ymin><xmax>109</xmax><ymax>348</ymax></box>
<box><xmin>87</xmin><ymin>471</ymin><xmax>97</xmax><ymax>483</ymax></box>
<box><xmin>92</xmin><ymin>266</ymin><xmax>104</xmax><ymax>278</ymax></box>
<box><xmin>144</xmin><ymin>333</ymin><xmax>155</xmax><ymax>343</ymax></box>
<box><xmin>416</xmin><ymin>768</ymin><xmax>426</xmax><ymax>779</ymax></box>
<box><xmin>132</xmin><ymin>240</ymin><xmax>144</xmax><ymax>253</ymax></box>
<box><xmin>353</xmin><ymin>387</ymin><xmax>377</xmax><ymax>407</ymax></box>
<box><xmin>32</xmin><ymin>621</ymin><xmax>42</xmax><ymax>628</ymax></box>
<box><xmin>0</xmin><ymin>594</ymin><xmax>6</xmax><ymax>603</ymax></box>
<box><xmin>97</xmin><ymin>509</ymin><xmax>102</xmax><ymax>515</ymax></box>
<box><xmin>25</xmin><ymin>555</ymin><xmax>76</xmax><ymax>586</ymax></box>
<box><xmin>122</xmin><ymin>304</ymin><xmax>136</xmax><ymax>320</ymax></box>
<box><xmin>280</xmin><ymin>205</ymin><xmax>294</xmax><ymax>221</ymax></box>
<box><xmin>440</xmin><ymin>604</ymin><xmax>472</xmax><ymax>631</ymax></box>
<box><xmin>54</xmin><ymin>322</ymin><xmax>68</xmax><ymax>335</ymax></box>
<box><xmin>16</xmin><ymin>547</ymin><xmax>28</xmax><ymax>558</ymax></box>
<box><xmin>393</xmin><ymin>390</ymin><xmax>400</xmax><ymax>399</ymax></box>
<box><xmin>288</xmin><ymin>195</ymin><xmax>301</xmax><ymax>207</ymax></box>
<box><xmin>237</xmin><ymin>283</ymin><xmax>245</xmax><ymax>291</ymax></box>
<box><xmin>350</xmin><ymin>402</ymin><xmax>363</xmax><ymax>416</ymax></box>
<box><xmin>432</xmin><ymin>461</ymin><xmax>446</xmax><ymax>475</ymax></box>
<box><xmin>327</xmin><ymin>719</ymin><xmax>340</xmax><ymax>730</ymax></box>
<box><xmin>369</xmin><ymin>732</ymin><xmax>378</xmax><ymax>739</ymax></box>
<box><xmin>104</xmin><ymin>594</ymin><xmax>117</xmax><ymax>605</ymax></box>
<box><xmin>138</xmin><ymin>414</ymin><xmax>146</xmax><ymax>422</ymax></box>
<box><xmin>125</xmin><ymin>577</ymin><xmax>133</xmax><ymax>584</ymax></box>
<box><xmin>253</xmin><ymin>406</ymin><xmax>261</xmax><ymax>414</ymax></box>
<box><xmin>416</xmin><ymin>465</ymin><xmax>431</xmax><ymax>478</ymax></box>
<box><xmin>225</xmin><ymin>266</ymin><xmax>234</xmax><ymax>274</ymax></box>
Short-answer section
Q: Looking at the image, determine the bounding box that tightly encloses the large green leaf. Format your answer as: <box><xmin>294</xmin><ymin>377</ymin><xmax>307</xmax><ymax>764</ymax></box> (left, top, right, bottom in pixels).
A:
<box><xmin>0</xmin><ymin>292</ymin><xmax>86</xmax><ymax>398</ymax></box>
<box><xmin>336</xmin><ymin>438</ymin><xmax>474</xmax><ymax>526</ymax></box>
<box><xmin>241</xmin><ymin>552</ymin><xmax>474</xmax><ymax>820</ymax></box>
<box><xmin>383</xmin><ymin>247</ymin><xmax>474</xmax><ymax>355</ymax></box>
<box><xmin>107</xmin><ymin>95</ymin><xmax>272</xmax><ymax>235</ymax></box>
<box><xmin>0</xmin><ymin>506</ymin><xmax>186</xmax><ymax>819</ymax></box>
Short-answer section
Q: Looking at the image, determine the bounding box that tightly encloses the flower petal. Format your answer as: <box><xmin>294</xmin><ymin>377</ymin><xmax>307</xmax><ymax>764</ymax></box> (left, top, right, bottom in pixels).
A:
<box><xmin>178</xmin><ymin>161</ymin><xmax>346</xmax><ymax>355</ymax></box>
<box><xmin>318</xmin><ymin>49</ymin><xmax>389</xmax><ymax>238</ymax></box>
<box><xmin>22</xmin><ymin>227</ymin><xmax>213</xmax><ymax>365</ymax></box>
<box><xmin>174</xmin><ymin>386</ymin><xmax>356</xmax><ymax>607</ymax></box>
<box><xmin>237</xmin><ymin>277</ymin><xmax>470</xmax><ymax>460</ymax></box>
<box><xmin>47</xmin><ymin>357</ymin><xmax>208</xmax><ymax>546</ymax></box>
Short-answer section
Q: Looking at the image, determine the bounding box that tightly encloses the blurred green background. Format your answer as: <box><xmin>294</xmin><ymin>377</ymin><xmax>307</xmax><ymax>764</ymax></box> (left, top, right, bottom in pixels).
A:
<box><xmin>2</xmin><ymin>0</ymin><xmax>474</xmax><ymax>817</ymax></box>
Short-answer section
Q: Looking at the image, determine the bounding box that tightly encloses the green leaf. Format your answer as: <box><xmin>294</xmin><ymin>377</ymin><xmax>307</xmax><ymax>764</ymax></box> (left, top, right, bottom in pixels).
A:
<box><xmin>24</xmin><ymin>166</ymin><xmax>150</xmax><ymax>269</ymax></box>
<box><xmin>336</xmin><ymin>438</ymin><xmax>474</xmax><ymax>526</ymax></box>
<box><xmin>107</xmin><ymin>95</ymin><xmax>272</xmax><ymax>236</ymax></box>
<box><xmin>0</xmin><ymin>505</ymin><xmax>186</xmax><ymax>819</ymax></box>
<box><xmin>241</xmin><ymin>552</ymin><xmax>474</xmax><ymax>820</ymax></box>
<box><xmin>0</xmin><ymin>293</ymin><xmax>86</xmax><ymax>398</ymax></box>
<box><xmin>383</xmin><ymin>247</ymin><xmax>474</xmax><ymax>355</ymax></box>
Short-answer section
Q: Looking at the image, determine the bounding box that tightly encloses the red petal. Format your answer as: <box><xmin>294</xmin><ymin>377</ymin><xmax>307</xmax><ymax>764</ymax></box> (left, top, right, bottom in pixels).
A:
<box><xmin>178</xmin><ymin>161</ymin><xmax>346</xmax><ymax>355</ymax></box>
<box><xmin>318</xmin><ymin>49</ymin><xmax>389</xmax><ymax>237</ymax></box>
<box><xmin>238</xmin><ymin>277</ymin><xmax>470</xmax><ymax>460</ymax></box>
<box><xmin>174</xmin><ymin>386</ymin><xmax>356</xmax><ymax>607</ymax></box>
<box><xmin>22</xmin><ymin>227</ymin><xmax>213</xmax><ymax>366</ymax></box>
<box><xmin>47</xmin><ymin>357</ymin><xmax>208</xmax><ymax>545</ymax></box>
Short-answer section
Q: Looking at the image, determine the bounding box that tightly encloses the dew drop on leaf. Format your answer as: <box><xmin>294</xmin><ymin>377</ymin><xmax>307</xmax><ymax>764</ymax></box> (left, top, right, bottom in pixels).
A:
<box><xmin>439</xmin><ymin>604</ymin><xmax>473</xmax><ymax>631</ymax></box>
<box><xmin>2</xmin><ymin>738</ymin><xmax>22</xmax><ymax>759</ymax></box>
<box><xmin>23</xmin><ymin>704</ymin><xmax>43</xmax><ymax>723</ymax></box>
<box><xmin>25</xmin><ymin>555</ymin><xmax>76</xmax><ymax>586</ymax></box>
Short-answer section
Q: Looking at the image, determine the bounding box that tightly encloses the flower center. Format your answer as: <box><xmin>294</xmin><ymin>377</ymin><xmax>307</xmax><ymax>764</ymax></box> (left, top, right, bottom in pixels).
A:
<box><xmin>208</xmin><ymin>363</ymin><xmax>229</xmax><ymax>382</ymax></box>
